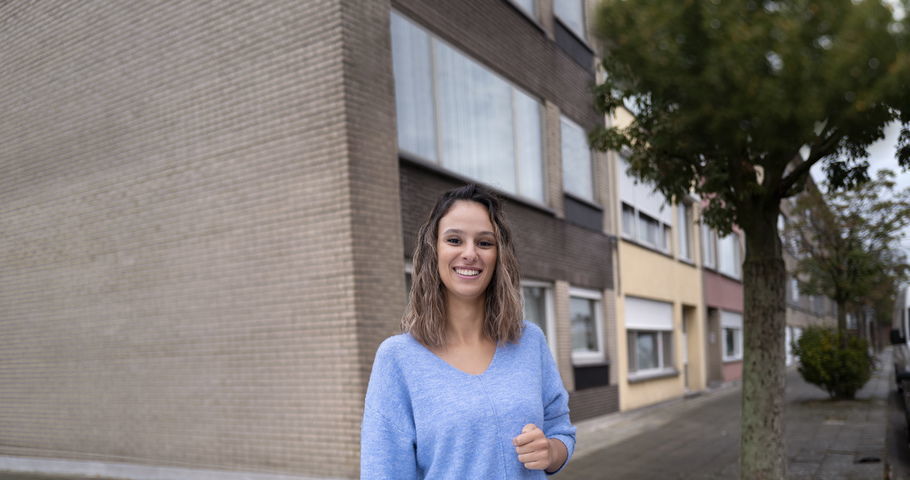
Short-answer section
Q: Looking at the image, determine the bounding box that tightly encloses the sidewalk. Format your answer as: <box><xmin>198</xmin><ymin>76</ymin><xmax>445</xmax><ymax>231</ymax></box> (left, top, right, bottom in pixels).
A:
<box><xmin>559</xmin><ymin>349</ymin><xmax>892</xmax><ymax>479</ymax></box>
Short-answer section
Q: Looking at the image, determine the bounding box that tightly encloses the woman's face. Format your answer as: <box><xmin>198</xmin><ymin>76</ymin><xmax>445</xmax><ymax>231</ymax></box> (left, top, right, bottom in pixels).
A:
<box><xmin>436</xmin><ymin>200</ymin><xmax>498</xmax><ymax>302</ymax></box>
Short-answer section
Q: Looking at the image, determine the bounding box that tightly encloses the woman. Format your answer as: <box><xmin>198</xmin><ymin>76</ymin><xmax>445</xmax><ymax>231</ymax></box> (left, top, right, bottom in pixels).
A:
<box><xmin>361</xmin><ymin>184</ymin><xmax>576</xmax><ymax>479</ymax></box>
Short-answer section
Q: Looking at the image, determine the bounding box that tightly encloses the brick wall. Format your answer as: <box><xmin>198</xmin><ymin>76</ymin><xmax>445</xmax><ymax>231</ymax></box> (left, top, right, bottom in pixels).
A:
<box><xmin>0</xmin><ymin>1</ymin><xmax>383</xmax><ymax>478</ymax></box>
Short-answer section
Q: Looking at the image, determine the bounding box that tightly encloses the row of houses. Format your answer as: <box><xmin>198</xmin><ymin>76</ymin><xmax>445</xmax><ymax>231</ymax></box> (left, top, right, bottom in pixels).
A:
<box><xmin>0</xmin><ymin>1</ymin><xmax>838</xmax><ymax>479</ymax></box>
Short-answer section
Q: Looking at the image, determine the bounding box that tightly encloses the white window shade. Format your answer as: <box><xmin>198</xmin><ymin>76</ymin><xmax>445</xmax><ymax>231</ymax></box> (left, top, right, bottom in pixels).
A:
<box><xmin>721</xmin><ymin>311</ymin><xmax>743</xmax><ymax>329</ymax></box>
<box><xmin>618</xmin><ymin>158</ymin><xmax>673</xmax><ymax>225</ymax></box>
<box><xmin>436</xmin><ymin>42</ymin><xmax>517</xmax><ymax>194</ymax></box>
<box><xmin>625</xmin><ymin>296</ymin><xmax>673</xmax><ymax>331</ymax></box>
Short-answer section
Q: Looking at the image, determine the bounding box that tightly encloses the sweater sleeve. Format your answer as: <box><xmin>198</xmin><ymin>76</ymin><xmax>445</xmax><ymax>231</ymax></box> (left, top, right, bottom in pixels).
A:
<box><xmin>360</xmin><ymin>338</ymin><xmax>419</xmax><ymax>480</ymax></box>
<box><xmin>538</xmin><ymin>328</ymin><xmax>577</xmax><ymax>475</ymax></box>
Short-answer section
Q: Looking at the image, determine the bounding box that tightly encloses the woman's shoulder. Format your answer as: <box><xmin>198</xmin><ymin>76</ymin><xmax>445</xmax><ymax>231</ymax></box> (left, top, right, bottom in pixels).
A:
<box><xmin>374</xmin><ymin>332</ymin><xmax>420</xmax><ymax>365</ymax></box>
<box><xmin>519</xmin><ymin>320</ymin><xmax>546</xmax><ymax>344</ymax></box>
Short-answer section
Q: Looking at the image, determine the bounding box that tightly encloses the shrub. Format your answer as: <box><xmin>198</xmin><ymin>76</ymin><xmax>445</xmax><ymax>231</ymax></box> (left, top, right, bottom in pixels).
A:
<box><xmin>792</xmin><ymin>326</ymin><xmax>874</xmax><ymax>400</ymax></box>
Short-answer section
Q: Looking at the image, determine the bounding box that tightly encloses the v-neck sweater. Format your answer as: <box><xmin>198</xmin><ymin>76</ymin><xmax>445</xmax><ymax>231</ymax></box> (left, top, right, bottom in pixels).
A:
<box><xmin>360</xmin><ymin>321</ymin><xmax>576</xmax><ymax>479</ymax></box>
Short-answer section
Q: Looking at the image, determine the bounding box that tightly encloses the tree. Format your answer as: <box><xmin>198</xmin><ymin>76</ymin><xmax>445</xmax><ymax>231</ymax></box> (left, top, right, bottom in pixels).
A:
<box><xmin>787</xmin><ymin>171</ymin><xmax>910</xmax><ymax>336</ymax></box>
<box><xmin>590</xmin><ymin>1</ymin><xmax>910</xmax><ymax>478</ymax></box>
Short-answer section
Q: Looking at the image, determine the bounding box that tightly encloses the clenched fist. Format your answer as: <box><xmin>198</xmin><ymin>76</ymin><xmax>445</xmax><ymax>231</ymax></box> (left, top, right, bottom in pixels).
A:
<box><xmin>512</xmin><ymin>424</ymin><xmax>567</xmax><ymax>472</ymax></box>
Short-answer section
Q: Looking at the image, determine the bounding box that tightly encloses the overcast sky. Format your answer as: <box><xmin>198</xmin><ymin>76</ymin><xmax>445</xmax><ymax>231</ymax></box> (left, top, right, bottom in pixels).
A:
<box><xmin>810</xmin><ymin>121</ymin><xmax>910</xmax><ymax>257</ymax></box>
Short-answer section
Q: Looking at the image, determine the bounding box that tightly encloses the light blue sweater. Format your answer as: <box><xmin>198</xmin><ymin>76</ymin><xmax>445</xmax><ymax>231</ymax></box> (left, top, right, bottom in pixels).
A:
<box><xmin>360</xmin><ymin>321</ymin><xmax>576</xmax><ymax>479</ymax></box>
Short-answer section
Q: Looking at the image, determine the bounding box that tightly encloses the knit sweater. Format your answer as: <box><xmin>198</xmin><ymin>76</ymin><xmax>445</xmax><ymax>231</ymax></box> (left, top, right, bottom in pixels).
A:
<box><xmin>360</xmin><ymin>321</ymin><xmax>576</xmax><ymax>479</ymax></box>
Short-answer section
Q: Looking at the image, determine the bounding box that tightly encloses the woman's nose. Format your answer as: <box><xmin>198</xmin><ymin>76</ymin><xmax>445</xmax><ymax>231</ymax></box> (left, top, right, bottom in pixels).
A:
<box><xmin>461</xmin><ymin>243</ymin><xmax>477</xmax><ymax>261</ymax></box>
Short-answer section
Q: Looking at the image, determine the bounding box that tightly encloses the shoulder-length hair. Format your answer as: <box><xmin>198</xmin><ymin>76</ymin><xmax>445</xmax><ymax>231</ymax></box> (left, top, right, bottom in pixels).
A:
<box><xmin>402</xmin><ymin>184</ymin><xmax>523</xmax><ymax>347</ymax></box>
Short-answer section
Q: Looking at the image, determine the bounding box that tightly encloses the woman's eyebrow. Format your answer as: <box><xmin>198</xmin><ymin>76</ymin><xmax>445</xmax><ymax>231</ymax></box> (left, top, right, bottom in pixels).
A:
<box><xmin>441</xmin><ymin>228</ymin><xmax>495</xmax><ymax>236</ymax></box>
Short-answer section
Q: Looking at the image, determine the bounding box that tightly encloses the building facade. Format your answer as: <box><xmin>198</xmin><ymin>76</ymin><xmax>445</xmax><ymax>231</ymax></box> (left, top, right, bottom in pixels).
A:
<box><xmin>0</xmin><ymin>1</ymin><xmax>621</xmax><ymax>479</ymax></box>
<box><xmin>611</xmin><ymin>110</ymin><xmax>708</xmax><ymax>409</ymax></box>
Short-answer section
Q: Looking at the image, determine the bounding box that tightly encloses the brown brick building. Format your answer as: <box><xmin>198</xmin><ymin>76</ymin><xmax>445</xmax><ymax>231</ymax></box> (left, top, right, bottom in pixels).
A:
<box><xmin>0</xmin><ymin>1</ymin><xmax>619</xmax><ymax>478</ymax></box>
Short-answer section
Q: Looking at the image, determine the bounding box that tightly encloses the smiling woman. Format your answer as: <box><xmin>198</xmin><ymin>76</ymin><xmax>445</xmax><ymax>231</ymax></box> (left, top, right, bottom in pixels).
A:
<box><xmin>360</xmin><ymin>184</ymin><xmax>577</xmax><ymax>479</ymax></box>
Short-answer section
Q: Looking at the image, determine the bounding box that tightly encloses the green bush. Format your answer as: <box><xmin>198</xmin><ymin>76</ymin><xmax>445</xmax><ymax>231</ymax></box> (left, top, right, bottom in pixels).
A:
<box><xmin>791</xmin><ymin>326</ymin><xmax>874</xmax><ymax>400</ymax></box>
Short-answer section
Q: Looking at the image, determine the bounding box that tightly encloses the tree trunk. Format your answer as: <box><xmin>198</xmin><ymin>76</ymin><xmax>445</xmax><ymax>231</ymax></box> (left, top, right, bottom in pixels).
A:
<box><xmin>741</xmin><ymin>210</ymin><xmax>787</xmax><ymax>480</ymax></box>
<box><xmin>836</xmin><ymin>300</ymin><xmax>847</xmax><ymax>334</ymax></box>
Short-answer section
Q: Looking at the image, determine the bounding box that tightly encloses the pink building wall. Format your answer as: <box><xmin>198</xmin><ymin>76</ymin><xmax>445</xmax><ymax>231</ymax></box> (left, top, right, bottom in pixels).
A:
<box><xmin>723</xmin><ymin>361</ymin><xmax>743</xmax><ymax>382</ymax></box>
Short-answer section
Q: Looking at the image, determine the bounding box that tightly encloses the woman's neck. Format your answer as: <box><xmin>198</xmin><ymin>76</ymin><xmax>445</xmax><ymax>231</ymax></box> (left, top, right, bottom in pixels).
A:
<box><xmin>444</xmin><ymin>294</ymin><xmax>486</xmax><ymax>346</ymax></box>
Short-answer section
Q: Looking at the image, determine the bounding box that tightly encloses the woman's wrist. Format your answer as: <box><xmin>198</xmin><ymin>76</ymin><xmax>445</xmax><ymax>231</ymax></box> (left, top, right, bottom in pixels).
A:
<box><xmin>545</xmin><ymin>437</ymin><xmax>568</xmax><ymax>473</ymax></box>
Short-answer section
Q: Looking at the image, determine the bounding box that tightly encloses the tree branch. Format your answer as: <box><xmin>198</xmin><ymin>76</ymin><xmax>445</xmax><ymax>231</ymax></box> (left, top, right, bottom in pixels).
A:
<box><xmin>777</xmin><ymin>129</ymin><xmax>843</xmax><ymax>199</ymax></box>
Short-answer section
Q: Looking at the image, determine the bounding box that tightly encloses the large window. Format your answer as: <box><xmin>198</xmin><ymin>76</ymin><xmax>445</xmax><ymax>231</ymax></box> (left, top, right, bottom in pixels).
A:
<box><xmin>554</xmin><ymin>0</ymin><xmax>586</xmax><ymax>40</ymax></box>
<box><xmin>522</xmin><ymin>281</ymin><xmax>556</xmax><ymax>355</ymax></box>
<box><xmin>618</xmin><ymin>157</ymin><xmax>673</xmax><ymax>253</ymax></box>
<box><xmin>625</xmin><ymin>296</ymin><xmax>675</xmax><ymax>377</ymax></box>
<box><xmin>721</xmin><ymin>311</ymin><xmax>743</xmax><ymax>362</ymax></box>
<box><xmin>390</xmin><ymin>12</ymin><xmax>545</xmax><ymax>202</ymax></box>
<box><xmin>717</xmin><ymin>232</ymin><xmax>742</xmax><ymax>279</ymax></box>
<box><xmin>561</xmin><ymin>116</ymin><xmax>595</xmax><ymax>202</ymax></box>
<box><xmin>570</xmin><ymin>287</ymin><xmax>604</xmax><ymax>364</ymax></box>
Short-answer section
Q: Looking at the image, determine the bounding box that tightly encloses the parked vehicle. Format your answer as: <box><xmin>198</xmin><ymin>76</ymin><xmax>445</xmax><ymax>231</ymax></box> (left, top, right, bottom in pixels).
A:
<box><xmin>891</xmin><ymin>329</ymin><xmax>910</xmax><ymax>435</ymax></box>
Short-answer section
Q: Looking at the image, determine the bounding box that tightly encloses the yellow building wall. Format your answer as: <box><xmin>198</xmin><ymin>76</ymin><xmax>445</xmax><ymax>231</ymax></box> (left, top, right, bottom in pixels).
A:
<box><xmin>617</xmin><ymin>241</ymin><xmax>706</xmax><ymax>411</ymax></box>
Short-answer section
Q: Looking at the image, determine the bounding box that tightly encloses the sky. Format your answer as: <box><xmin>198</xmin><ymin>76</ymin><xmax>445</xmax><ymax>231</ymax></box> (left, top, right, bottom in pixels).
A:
<box><xmin>810</xmin><ymin>121</ymin><xmax>910</xmax><ymax>257</ymax></box>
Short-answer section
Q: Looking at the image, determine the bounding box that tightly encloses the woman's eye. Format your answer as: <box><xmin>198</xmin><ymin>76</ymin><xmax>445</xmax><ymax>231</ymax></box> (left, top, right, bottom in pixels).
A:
<box><xmin>479</xmin><ymin>240</ymin><xmax>495</xmax><ymax>248</ymax></box>
<box><xmin>446</xmin><ymin>237</ymin><xmax>461</xmax><ymax>245</ymax></box>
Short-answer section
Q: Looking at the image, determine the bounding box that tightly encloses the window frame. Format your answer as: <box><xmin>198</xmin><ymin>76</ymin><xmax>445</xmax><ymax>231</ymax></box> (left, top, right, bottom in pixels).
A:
<box><xmin>521</xmin><ymin>279</ymin><xmax>557</xmax><ymax>357</ymax></box>
<box><xmin>722</xmin><ymin>327</ymin><xmax>743</xmax><ymax>361</ymax></box>
<box><xmin>627</xmin><ymin>329</ymin><xmax>675</xmax><ymax>377</ymax></box>
<box><xmin>721</xmin><ymin>311</ymin><xmax>743</xmax><ymax>362</ymax></box>
<box><xmin>621</xmin><ymin>201</ymin><xmax>673</xmax><ymax>254</ymax></box>
<box><xmin>569</xmin><ymin>287</ymin><xmax>605</xmax><ymax>365</ymax></box>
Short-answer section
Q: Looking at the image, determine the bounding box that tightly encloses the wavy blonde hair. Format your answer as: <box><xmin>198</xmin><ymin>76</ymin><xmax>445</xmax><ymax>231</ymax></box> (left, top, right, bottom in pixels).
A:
<box><xmin>402</xmin><ymin>184</ymin><xmax>523</xmax><ymax>347</ymax></box>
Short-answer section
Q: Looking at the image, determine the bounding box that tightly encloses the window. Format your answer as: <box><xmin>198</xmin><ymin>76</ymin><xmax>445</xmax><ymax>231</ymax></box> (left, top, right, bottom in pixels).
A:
<box><xmin>721</xmin><ymin>311</ymin><xmax>743</xmax><ymax>361</ymax></box>
<box><xmin>570</xmin><ymin>287</ymin><xmax>604</xmax><ymax>364</ymax></box>
<box><xmin>701</xmin><ymin>223</ymin><xmax>716</xmax><ymax>268</ymax></box>
<box><xmin>814</xmin><ymin>296</ymin><xmax>825</xmax><ymax>315</ymax></box>
<box><xmin>790</xmin><ymin>276</ymin><xmax>800</xmax><ymax>303</ymax></box>
<box><xmin>717</xmin><ymin>232</ymin><xmax>742</xmax><ymax>279</ymax></box>
<box><xmin>554</xmin><ymin>0</ymin><xmax>585</xmax><ymax>40</ymax></box>
<box><xmin>510</xmin><ymin>0</ymin><xmax>536</xmax><ymax>18</ymax></box>
<box><xmin>625</xmin><ymin>296</ymin><xmax>675</xmax><ymax>376</ymax></box>
<box><xmin>618</xmin><ymin>158</ymin><xmax>673</xmax><ymax>253</ymax></box>
<box><xmin>390</xmin><ymin>12</ymin><xmax>545</xmax><ymax>202</ymax></box>
<box><xmin>678</xmin><ymin>203</ymin><xmax>692</xmax><ymax>261</ymax></box>
<box><xmin>561</xmin><ymin>116</ymin><xmax>594</xmax><ymax>202</ymax></box>
<box><xmin>621</xmin><ymin>204</ymin><xmax>635</xmax><ymax>236</ymax></box>
<box><xmin>522</xmin><ymin>281</ymin><xmax>556</xmax><ymax>355</ymax></box>
<box><xmin>627</xmin><ymin>330</ymin><xmax>674</xmax><ymax>373</ymax></box>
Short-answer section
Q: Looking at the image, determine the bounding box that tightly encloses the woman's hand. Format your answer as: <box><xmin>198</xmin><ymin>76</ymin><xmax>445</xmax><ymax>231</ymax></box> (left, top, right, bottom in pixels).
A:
<box><xmin>513</xmin><ymin>423</ymin><xmax>567</xmax><ymax>472</ymax></box>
